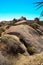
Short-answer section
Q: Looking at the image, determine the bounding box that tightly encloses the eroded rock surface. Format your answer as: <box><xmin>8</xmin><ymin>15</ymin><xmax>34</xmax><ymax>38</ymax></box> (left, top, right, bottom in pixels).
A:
<box><xmin>2</xmin><ymin>20</ymin><xmax>43</xmax><ymax>54</ymax></box>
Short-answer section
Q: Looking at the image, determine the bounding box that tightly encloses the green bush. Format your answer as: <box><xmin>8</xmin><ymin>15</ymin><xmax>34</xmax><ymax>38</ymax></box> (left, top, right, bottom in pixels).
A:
<box><xmin>27</xmin><ymin>46</ymin><xmax>35</xmax><ymax>55</ymax></box>
<box><xmin>1</xmin><ymin>36</ymin><xmax>8</xmax><ymax>43</ymax></box>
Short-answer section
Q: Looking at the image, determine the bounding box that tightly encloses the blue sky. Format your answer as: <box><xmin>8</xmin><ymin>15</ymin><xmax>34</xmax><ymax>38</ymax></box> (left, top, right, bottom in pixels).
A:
<box><xmin>0</xmin><ymin>0</ymin><xmax>43</xmax><ymax>21</ymax></box>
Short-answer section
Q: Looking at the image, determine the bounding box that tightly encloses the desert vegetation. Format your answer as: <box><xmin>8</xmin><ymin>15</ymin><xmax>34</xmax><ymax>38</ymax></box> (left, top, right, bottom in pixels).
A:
<box><xmin>34</xmin><ymin>1</ymin><xmax>43</xmax><ymax>20</ymax></box>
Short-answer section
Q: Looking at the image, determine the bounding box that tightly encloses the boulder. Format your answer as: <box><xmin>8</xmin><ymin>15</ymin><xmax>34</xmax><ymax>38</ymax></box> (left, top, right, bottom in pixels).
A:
<box><xmin>2</xmin><ymin>22</ymin><xmax>43</xmax><ymax>54</ymax></box>
<box><xmin>0</xmin><ymin>35</ymin><xmax>28</xmax><ymax>55</ymax></box>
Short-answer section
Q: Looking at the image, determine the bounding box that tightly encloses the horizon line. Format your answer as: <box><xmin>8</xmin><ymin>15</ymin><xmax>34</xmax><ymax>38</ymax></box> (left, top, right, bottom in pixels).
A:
<box><xmin>0</xmin><ymin>16</ymin><xmax>43</xmax><ymax>22</ymax></box>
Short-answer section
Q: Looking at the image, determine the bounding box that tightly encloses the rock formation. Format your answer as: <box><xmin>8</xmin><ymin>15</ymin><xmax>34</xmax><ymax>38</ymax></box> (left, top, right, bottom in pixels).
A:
<box><xmin>2</xmin><ymin>20</ymin><xmax>43</xmax><ymax>55</ymax></box>
<box><xmin>0</xmin><ymin>18</ymin><xmax>43</xmax><ymax>65</ymax></box>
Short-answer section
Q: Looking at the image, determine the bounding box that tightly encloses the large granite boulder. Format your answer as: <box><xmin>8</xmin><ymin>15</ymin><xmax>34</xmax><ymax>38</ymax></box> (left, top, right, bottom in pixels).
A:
<box><xmin>0</xmin><ymin>35</ymin><xmax>28</xmax><ymax>55</ymax></box>
<box><xmin>2</xmin><ymin>20</ymin><xmax>43</xmax><ymax>54</ymax></box>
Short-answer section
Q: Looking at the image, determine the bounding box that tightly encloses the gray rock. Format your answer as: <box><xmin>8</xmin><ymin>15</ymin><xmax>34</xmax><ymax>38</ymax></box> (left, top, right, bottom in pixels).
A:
<box><xmin>3</xmin><ymin>22</ymin><xmax>43</xmax><ymax>54</ymax></box>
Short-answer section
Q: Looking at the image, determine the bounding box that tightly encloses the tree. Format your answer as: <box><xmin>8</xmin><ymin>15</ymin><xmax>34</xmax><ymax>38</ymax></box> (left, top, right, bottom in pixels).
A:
<box><xmin>34</xmin><ymin>18</ymin><xmax>39</xmax><ymax>23</ymax></box>
<box><xmin>13</xmin><ymin>18</ymin><xmax>17</xmax><ymax>22</ymax></box>
<box><xmin>34</xmin><ymin>2</ymin><xmax>43</xmax><ymax>9</ymax></box>
<box><xmin>34</xmin><ymin>2</ymin><xmax>43</xmax><ymax>19</ymax></box>
<box><xmin>40</xmin><ymin>11</ymin><xmax>43</xmax><ymax>18</ymax></box>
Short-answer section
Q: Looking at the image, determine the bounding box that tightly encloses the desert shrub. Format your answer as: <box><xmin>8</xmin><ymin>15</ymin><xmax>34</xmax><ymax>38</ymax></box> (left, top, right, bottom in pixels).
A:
<box><xmin>34</xmin><ymin>18</ymin><xmax>39</xmax><ymax>23</ymax></box>
<box><xmin>0</xmin><ymin>28</ymin><xmax>5</xmax><ymax>36</ymax></box>
<box><xmin>19</xmin><ymin>34</ymin><xmax>23</xmax><ymax>39</ymax></box>
<box><xmin>1</xmin><ymin>36</ymin><xmax>8</xmax><ymax>43</ymax></box>
<box><xmin>36</xmin><ymin>29</ymin><xmax>43</xmax><ymax>35</ymax></box>
<box><xmin>18</xmin><ymin>16</ymin><xmax>26</xmax><ymax>21</ymax></box>
<box><xmin>38</xmin><ymin>22</ymin><xmax>43</xmax><ymax>26</ymax></box>
<box><xmin>30</xmin><ymin>23</ymin><xmax>38</xmax><ymax>29</ymax></box>
<box><xmin>9</xmin><ymin>19</ymin><xmax>18</xmax><ymax>26</ymax></box>
<box><xmin>27</xmin><ymin>46</ymin><xmax>35</xmax><ymax>55</ymax></box>
<box><xmin>13</xmin><ymin>18</ymin><xmax>18</xmax><ymax>22</ymax></box>
<box><xmin>6</xmin><ymin>25</ymin><xmax>10</xmax><ymax>29</ymax></box>
<box><xmin>9</xmin><ymin>22</ymin><xmax>15</xmax><ymax>25</ymax></box>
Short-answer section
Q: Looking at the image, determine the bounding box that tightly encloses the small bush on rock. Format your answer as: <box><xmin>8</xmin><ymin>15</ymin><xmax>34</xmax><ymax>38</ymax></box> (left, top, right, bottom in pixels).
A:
<box><xmin>27</xmin><ymin>46</ymin><xmax>35</xmax><ymax>55</ymax></box>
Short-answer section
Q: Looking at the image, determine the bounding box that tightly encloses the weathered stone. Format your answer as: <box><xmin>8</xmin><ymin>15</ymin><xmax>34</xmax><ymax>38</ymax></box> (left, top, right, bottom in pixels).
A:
<box><xmin>2</xmin><ymin>21</ymin><xmax>43</xmax><ymax>54</ymax></box>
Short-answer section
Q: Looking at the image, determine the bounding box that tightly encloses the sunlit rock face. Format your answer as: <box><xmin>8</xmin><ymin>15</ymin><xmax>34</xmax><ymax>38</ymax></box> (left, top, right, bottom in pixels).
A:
<box><xmin>2</xmin><ymin>20</ymin><xmax>43</xmax><ymax>54</ymax></box>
